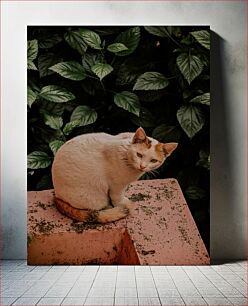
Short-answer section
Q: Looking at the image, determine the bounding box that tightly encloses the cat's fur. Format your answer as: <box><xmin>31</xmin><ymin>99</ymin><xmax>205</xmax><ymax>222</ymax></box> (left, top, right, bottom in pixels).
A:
<box><xmin>52</xmin><ymin>127</ymin><xmax>177</xmax><ymax>224</ymax></box>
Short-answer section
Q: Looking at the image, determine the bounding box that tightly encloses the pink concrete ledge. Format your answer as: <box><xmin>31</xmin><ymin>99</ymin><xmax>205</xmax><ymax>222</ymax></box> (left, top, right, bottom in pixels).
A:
<box><xmin>27</xmin><ymin>179</ymin><xmax>209</xmax><ymax>265</ymax></box>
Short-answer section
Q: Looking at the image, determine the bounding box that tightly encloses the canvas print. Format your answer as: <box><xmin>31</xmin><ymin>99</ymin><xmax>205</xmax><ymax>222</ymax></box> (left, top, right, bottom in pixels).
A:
<box><xmin>27</xmin><ymin>26</ymin><xmax>210</xmax><ymax>265</ymax></box>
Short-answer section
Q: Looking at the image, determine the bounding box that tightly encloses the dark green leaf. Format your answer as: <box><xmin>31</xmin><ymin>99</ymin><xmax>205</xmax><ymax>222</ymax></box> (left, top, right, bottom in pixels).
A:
<box><xmin>27</xmin><ymin>40</ymin><xmax>38</xmax><ymax>61</ymax></box>
<box><xmin>137</xmin><ymin>90</ymin><xmax>165</xmax><ymax>102</ymax></box>
<box><xmin>27</xmin><ymin>60</ymin><xmax>38</xmax><ymax>70</ymax></box>
<box><xmin>180</xmin><ymin>35</ymin><xmax>194</xmax><ymax>46</ymax></box>
<box><xmin>28</xmin><ymin>80</ymin><xmax>40</xmax><ymax>93</ymax></box>
<box><xmin>185</xmin><ymin>186</ymin><xmax>207</xmax><ymax>200</ymax></box>
<box><xmin>38</xmin><ymin>53</ymin><xmax>62</xmax><ymax>78</ymax></box>
<box><xmin>152</xmin><ymin>124</ymin><xmax>181</xmax><ymax>142</ymax></box>
<box><xmin>107</xmin><ymin>43</ymin><xmax>128</xmax><ymax>53</ymax></box>
<box><xmin>94</xmin><ymin>27</ymin><xmax>120</xmax><ymax>36</ymax></box>
<box><xmin>133</xmin><ymin>72</ymin><xmax>169</xmax><ymax>91</ymax></box>
<box><xmin>199</xmin><ymin>54</ymin><xmax>210</xmax><ymax>67</ymax></box>
<box><xmin>183</xmin><ymin>89</ymin><xmax>193</xmax><ymax>99</ymax></box>
<box><xmin>116</xmin><ymin>57</ymin><xmax>154</xmax><ymax>86</ymax></box>
<box><xmin>131</xmin><ymin>107</ymin><xmax>156</xmax><ymax>127</ymax></box>
<box><xmin>39</xmin><ymin>34</ymin><xmax>62</xmax><ymax>49</ymax></box>
<box><xmin>64</xmin><ymin>30</ymin><xmax>88</xmax><ymax>55</ymax></box>
<box><xmin>196</xmin><ymin>149</ymin><xmax>210</xmax><ymax>170</ymax></box>
<box><xmin>115</xmin><ymin>27</ymin><xmax>140</xmax><ymax>56</ymax></box>
<box><xmin>27</xmin><ymin>86</ymin><xmax>37</xmax><ymax>108</ymax></box>
<box><xmin>177</xmin><ymin>104</ymin><xmax>205</xmax><ymax>138</ymax></box>
<box><xmin>116</xmin><ymin>64</ymin><xmax>137</xmax><ymax>85</ymax></box>
<box><xmin>190</xmin><ymin>30</ymin><xmax>210</xmax><ymax>50</ymax></box>
<box><xmin>114</xmin><ymin>91</ymin><xmax>140</xmax><ymax>116</ymax></box>
<box><xmin>38</xmin><ymin>99</ymin><xmax>65</xmax><ymax>116</ymax></box>
<box><xmin>49</xmin><ymin>140</ymin><xmax>64</xmax><ymax>155</ymax></box>
<box><xmin>199</xmin><ymin>74</ymin><xmax>210</xmax><ymax>80</ymax></box>
<box><xmin>49</xmin><ymin>61</ymin><xmax>86</xmax><ymax>81</ymax></box>
<box><xmin>144</xmin><ymin>26</ymin><xmax>172</xmax><ymax>37</ymax></box>
<box><xmin>176</xmin><ymin>53</ymin><xmax>203</xmax><ymax>84</ymax></box>
<box><xmin>43</xmin><ymin>113</ymin><xmax>63</xmax><ymax>130</ymax></box>
<box><xmin>190</xmin><ymin>93</ymin><xmax>210</xmax><ymax>106</ymax></box>
<box><xmin>81</xmin><ymin>79</ymin><xmax>99</xmax><ymax>96</ymax></box>
<box><xmin>82</xmin><ymin>53</ymin><xmax>104</xmax><ymax>72</ymax></box>
<box><xmin>173</xmin><ymin>48</ymin><xmax>187</xmax><ymax>53</ymax></box>
<box><xmin>91</xmin><ymin>63</ymin><xmax>113</xmax><ymax>80</ymax></box>
<box><xmin>70</xmin><ymin>105</ymin><xmax>98</xmax><ymax>126</ymax></box>
<box><xmin>80</xmin><ymin>29</ymin><xmax>102</xmax><ymax>50</ymax></box>
<box><xmin>172</xmin><ymin>27</ymin><xmax>182</xmax><ymax>37</ymax></box>
<box><xmin>63</xmin><ymin>120</ymin><xmax>81</xmax><ymax>135</ymax></box>
<box><xmin>36</xmin><ymin>174</ymin><xmax>53</xmax><ymax>191</ymax></box>
<box><xmin>27</xmin><ymin>151</ymin><xmax>52</xmax><ymax>169</ymax></box>
<box><xmin>39</xmin><ymin>85</ymin><xmax>75</xmax><ymax>103</ymax></box>
<box><xmin>32</xmin><ymin>125</ymin><xmax>64</xmax><ymax>145</ymax></box>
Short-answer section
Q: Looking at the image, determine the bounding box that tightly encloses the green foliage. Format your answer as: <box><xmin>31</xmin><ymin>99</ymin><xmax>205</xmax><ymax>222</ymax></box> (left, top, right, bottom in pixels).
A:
<box><xmin>27</xmin><ymin>151</ymin><xmax>52</xmax><ymax>169</ymax></box>
<box><xmin>39</xmin><ymin>85</ymin><xmax>75</xmax><ymax>102</ymax></box>
<box><xmin>49</xmin><ymin>61</ymin><xmax>86</xmax><ymax>81</ymax></box>
<box><xmin>185</xmin><ymin>185</ymin><xmax>207</xmax><ymax>200</ymax></box>
<box><xmin>107</xmin><ymin>43</ymin><xmax>128</xmax><ymax>53</ymax></box>
<box><xmin>190</xmin><ymin>30</ymin><xmax>210</xmax><ymax>50</ymax></box>
<box><xmin>114</xmin><ymin>27</ymin><xmax>140</xmax><ymax>56</ymax></box>
<box><xmin>27</xmin><ymin>39</ymin><xmax>38</xmax><ymax>70</ymax></box>
<box><xmin>176</xmin><ymin>53</ymin><xmax>203</xmax><ymax>84</ymax></box>
<box><xmin>49</xmin><ymin>140</ymin><xmax>64</xmax><ymax>155</ymax></box>
<box><xmin>27</xmin><ymin>26</ymin><xmax>210</xmax><ymax>249</ymax></box>
<box><xmin>133</xmin><ymin>72</ymin><xmax>169</xmax><ymax>91</ymax></box>
<box><xmin>144</xmin><ymin>26</ymin><xmax>172</xmax><ymax>37</ymax></box>
<box><xmin>43</xmin><ymin>113</ymin><xmax>63</xmax><ymax>130</ymax></box>
<box><xmin>91</xmin><ymin>63</ymin><xmax>113</xmax><ymax>80</ymax></box>
<box><xmin>190</xmin><ymin>92</ymin><xmax>210</xmax><ymax>106</ymax></box>
<box><xmin>64</xmin><ymin>29</ymin><xmax>88</xmax><ymax>54</ymax></box>
<box><xmin>152</xmin><ymin>124</ymin><xmax>181</xmax><ymax>143</ymax></box>
<box><xmin>27</xmin><ymin>86</ymin><xmax>37</xmax><ymax>108</ymax></box>
<box><xmin>176</xmin><ymin>104</ymin><xmax>205</xmax><ymax>139</ymax></box>
<box><xmin>70</xmin><ymin>105</ymin><xmax>98</xmax><ymax>127</ymax></box>
<box><xmin>114</xmin><ymin>91</ymin><xmax>140</xmax><ymax>116</ymax></box>
<box><xmin>80</xmin><ymin>29</ymin><xmax>102</xmax><ymax>50</ymax></box>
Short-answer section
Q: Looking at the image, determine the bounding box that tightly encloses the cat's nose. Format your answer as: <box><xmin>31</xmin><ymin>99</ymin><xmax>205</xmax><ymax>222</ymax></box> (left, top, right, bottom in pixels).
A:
<box><xmin>140</xmin><ymin>165</ymin><xmax>146</xmax><ymax>170</ymax></box>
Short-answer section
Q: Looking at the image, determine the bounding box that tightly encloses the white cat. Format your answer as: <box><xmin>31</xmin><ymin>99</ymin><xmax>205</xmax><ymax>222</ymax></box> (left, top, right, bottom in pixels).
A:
<box><xmin>52</xmin><ymin>127</ymin><xmax>177</xmax><ymax>223</ymax></box>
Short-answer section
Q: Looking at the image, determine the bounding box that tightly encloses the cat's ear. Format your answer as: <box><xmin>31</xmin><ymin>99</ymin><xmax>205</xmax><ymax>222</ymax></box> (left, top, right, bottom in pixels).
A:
<box><xmin>163</xmin><ymin>143</ymin><xmax>178</xmax><ymax>156</ymax></box>
<box><xmin>132</xmin><ymin>127</ymin><xmax>147</xmax><ymax>144</ymax></box>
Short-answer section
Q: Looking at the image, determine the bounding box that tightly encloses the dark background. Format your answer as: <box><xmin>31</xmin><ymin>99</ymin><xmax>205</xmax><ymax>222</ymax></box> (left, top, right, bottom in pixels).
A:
<box><xmin>27</xmin><ymin>26</ymin><xmax>210</xmax><ymax>251</ymax></box>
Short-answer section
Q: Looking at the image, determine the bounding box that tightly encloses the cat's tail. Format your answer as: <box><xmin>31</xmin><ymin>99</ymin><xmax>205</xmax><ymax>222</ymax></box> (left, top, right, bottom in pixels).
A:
<box><xmin>55</xmin><ymin>198</ymin><xmax>129</xmax><ymax>224</ymax></box>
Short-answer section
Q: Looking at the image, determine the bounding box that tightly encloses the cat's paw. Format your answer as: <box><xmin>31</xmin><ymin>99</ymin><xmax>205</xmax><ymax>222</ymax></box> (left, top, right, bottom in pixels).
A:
<box><xmin>125</xmin><ymin>199</ymin><xmax>136</xmax><ymax>210</ymax></box>
<box><xmin>120</xmin><ymin>206</ymin><xmax>130</xmax><ymax>215</ymax></box>
<box><xmin>119</xmin><ymin>196</ymin><xmax>129</xmax><ymax>205</ymax></box>
<box><xmin>118</xmin><ymin>197</ymin><xmax>138</xmax><ymax>209</ymax></box>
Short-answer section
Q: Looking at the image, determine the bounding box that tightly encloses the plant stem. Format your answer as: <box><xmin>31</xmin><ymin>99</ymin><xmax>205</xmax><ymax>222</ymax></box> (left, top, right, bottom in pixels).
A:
<box><xmin>85</xmin><ymin>74</ymin><xmax>99</xmax><ymax>80</ymax></box>
<box><xmin>167</xmin><ymin>34</ymin><xmax>183</xmax><ymax>49</ymax></box>
<box><xmin>166</xmin><ymin>73</ymin><xmax>182</xmax><ymax>80</ymax></box>
<box><xmin>110</xmin><ymin>55</ymin><xmax>116</xmax><ymax>66</ymax></box>
<box><xmin>100</xmin><ymin>80</ymin><xmax>106</xmax><ymax>92</ymax></box>
<box><xmin>59</xmin><ymin>129</ymin><xmax>66</xmax><ymax>141</ymax></box>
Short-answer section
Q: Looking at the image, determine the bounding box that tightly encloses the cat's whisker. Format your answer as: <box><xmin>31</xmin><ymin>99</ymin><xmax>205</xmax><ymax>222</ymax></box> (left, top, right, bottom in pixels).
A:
<box><xmin>147</xmin><ymin>169</ymin><xmax>159</xmax><ymax>178</ymax></box>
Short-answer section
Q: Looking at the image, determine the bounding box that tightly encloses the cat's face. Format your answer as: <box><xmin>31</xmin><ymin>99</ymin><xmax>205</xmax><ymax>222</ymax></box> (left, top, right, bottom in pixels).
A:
<box><xmin>128</xmin><ymin>127</ymin><xmax>178</xmax><ymax>173</ymax></box>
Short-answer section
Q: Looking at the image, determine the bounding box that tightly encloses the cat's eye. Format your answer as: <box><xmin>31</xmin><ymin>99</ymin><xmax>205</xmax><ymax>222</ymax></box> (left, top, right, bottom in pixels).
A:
<box><xmin>137</xmin><ymin>153</ymin><xmax>143</xmax><ymax>158</ymax></box>
<box><xmin>151</xmin><ymin>159</ymin><xmax>158</xmax><ymax>163</ymax></box>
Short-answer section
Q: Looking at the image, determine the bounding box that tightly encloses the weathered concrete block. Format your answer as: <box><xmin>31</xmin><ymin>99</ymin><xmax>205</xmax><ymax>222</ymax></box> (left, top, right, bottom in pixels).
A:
<box><xmin>27</xmin><ymin>179</ymin><xmax>209</xmax><ymax>265</ymax></box>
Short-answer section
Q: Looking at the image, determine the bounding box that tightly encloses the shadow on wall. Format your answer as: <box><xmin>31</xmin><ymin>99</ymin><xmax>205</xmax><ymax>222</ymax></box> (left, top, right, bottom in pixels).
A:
<box><xmin>210</xmin><ymin>32</ymin><xmax>245</xmax><ymax>261</ymax></box>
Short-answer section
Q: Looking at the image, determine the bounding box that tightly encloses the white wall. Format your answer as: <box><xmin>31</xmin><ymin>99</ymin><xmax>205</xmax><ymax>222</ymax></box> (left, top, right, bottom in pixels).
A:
<box><xmin>1</xmin><ymin>1</ymin><xmax>246</xmax><ymax>260</ymax></box>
